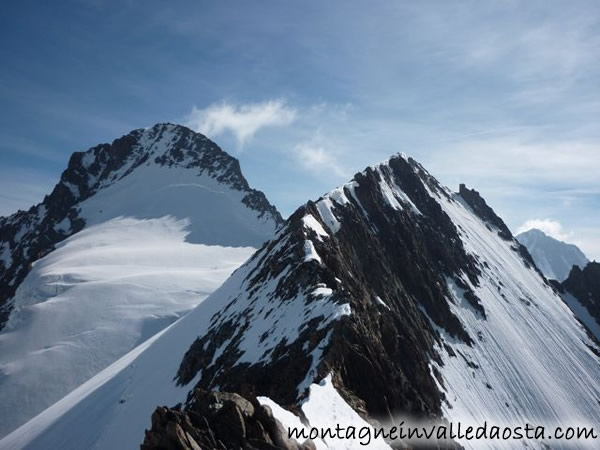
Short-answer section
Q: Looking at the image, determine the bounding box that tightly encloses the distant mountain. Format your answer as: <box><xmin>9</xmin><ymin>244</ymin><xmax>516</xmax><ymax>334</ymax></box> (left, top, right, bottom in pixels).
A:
<box><xmin>5</xmin><ymin>154</ymin><xmax>598</xmax><ymax>450</ymax></box>
<box><xmin>0</xmin><ymin>123</ymin><xmax>282</xmax><ymax>438</ymax></box>
<box><xmin>516</xmin><ymin>228</ymin><xmax>588</xmax><ymax>281</ymax></box>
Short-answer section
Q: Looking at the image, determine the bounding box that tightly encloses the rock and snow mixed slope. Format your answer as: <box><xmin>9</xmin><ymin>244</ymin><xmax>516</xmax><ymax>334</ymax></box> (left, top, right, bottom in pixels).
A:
<box><xmin>2</xmin><ymin>154</ymin><xmax>599</xmax><ymax>450</ymax></box>
<box><xmin>0</xmin><ymin>123</ymin><xmax>282</xmax><ymax>438</ymax></box>
<box><xmin>0</xmin><ymin>122</ymin><xmax>281</xmax><ymax>328</ymax></box>
<box><xmin>556</xmin><ymin>262</ymin><xmax>600</xmax><ymax>342</ymax></box>
<box><xmin>516</xmin><ymin>228</ymin><xmax>589</xmax><ymax>281</ymax></box>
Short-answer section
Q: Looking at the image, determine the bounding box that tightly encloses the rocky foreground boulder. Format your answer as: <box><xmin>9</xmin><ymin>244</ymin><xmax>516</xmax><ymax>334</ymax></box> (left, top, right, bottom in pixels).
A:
<box><xmin>141</xmin><ymin>389</ymin><xmax>315</xmax><ymax>450</ymax></box>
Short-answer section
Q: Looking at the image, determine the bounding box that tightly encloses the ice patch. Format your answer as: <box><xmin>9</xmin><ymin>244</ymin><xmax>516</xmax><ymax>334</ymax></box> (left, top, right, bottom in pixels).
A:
<box><xmin>63</xmin><ymin>182</ymin><xmax>80</xmax><ymax>200</ymax></box>
<box><xmin>375</xmin><ymin>296</ymin><xmax>390</xmax><ymax>310</ymax></box>
<box><xmin>328</xmin><ymin>186</ymin><xmax>351</xmax><ymax>205</ymax></box>
<box><xmin>316</xmin><ymin>198</ymin><xmax>341</xmax><ymax>234</ymax></box>
<box><xmin>302</xmin><ymin>215</ymin><xmax>329</xmax><ymax>241</ymax></box>
<box><xmin>304</xmin><ymin>240</ymin><xmax>322</xmax><ymax>264</ymax></box>
<box><xmin>53</xmin><ymin>217</ymin><xmax>71</xmax><ymax>234</ymax></box>
<box><xmin>313</xmin><ymin>287</ymin><xmax>334</xmax><ymax>297</ymax></box>
<box><xmin>80</xmin><ymin>152</ymin><xmax>95</xmax><ymax>170</ymax></box>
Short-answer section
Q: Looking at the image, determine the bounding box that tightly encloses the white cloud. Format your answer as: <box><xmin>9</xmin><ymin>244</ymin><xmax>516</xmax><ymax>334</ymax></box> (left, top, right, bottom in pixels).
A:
<box><xmin>293</xmin><ymin>141</ymin><xmax>346</xmax><ymax>178</ymax></box>
<box><xmin>184</xmin><ymin>99</ymin><xmax>296</xmax><ymax>148</ymax></box>
<box><xmin>516</xmin><ymin>218</ymin><xmax>572</xmax><ymax>242</ymax></box>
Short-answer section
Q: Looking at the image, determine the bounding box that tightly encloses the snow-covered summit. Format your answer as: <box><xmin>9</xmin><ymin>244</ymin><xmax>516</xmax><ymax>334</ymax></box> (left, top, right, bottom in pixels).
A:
<box><xmin>59</xmin><ymin>123</ymin><xmax>280</xmax><ymax>223</ymax></box>
<box><xmin>0</xmin><ymin>123</ymin><xmax>282</xmax><ymax>327</ymax></box>
<box><xmin>516</xmin><ymin>228</ymin><xmax>589</xmax><ymax>281</ymax></box>
<box><xmin>0</xmin><ymin>124</ymin><xmax>282</xmax><ymax>437</ymax></box>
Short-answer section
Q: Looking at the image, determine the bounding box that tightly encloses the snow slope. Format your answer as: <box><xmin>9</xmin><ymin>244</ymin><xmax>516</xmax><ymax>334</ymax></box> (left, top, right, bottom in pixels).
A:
<box><xmin>0</xmin><ymin>217</ymin><xmax>255</xmax><ymax>437</ymax></box>
<box><xmin>259</xmin><ymin>376</ymin><xmax>391</xmax><ymax>450</ymax></box>
<box><xmin>0</xmin><ymin>259</ymin><xmax>385</xmax><ymax>450</ymax></box>
<box><xmin>0</xmin><ymin>258</ymin><xmax>261</xmax><ymax>450</ymax></box>
<box><xmin>75</xmin><ymin>157</ymin><xmax>278</xmax><ymax>248</ymax></box>
<box><xmin>0</xmin><ymin>223</ymin><xmax>357</xmax><ymax>450</ymax></box>
<box><xmin>516</xmin><ymin>228</ymin><xmax>588</xmax><ymax>281</ymax></box>
<box><xmin>428</xmin><ymin>192</ymin><xmax>599</xmax><ymax>449</ymax></box>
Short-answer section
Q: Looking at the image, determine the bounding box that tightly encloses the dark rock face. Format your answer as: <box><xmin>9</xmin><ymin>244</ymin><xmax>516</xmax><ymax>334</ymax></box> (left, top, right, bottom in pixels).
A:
<box><xmin>0</xmin><ymin>123</ymin><xmax>282</xmax><ymax>330</ymax></box>
<box><xmin>141</xmin><ymin>389</ymin><xmax>315</xmax><ymax>450</ymax></box>
<box><xmin>458</xmin><ymin>184</ymin><xmax>511</xmax><ymax>240</ymax></box>
<box><xmin>174</xmin><ymin>155</ymin><xmax>533</xmax><ymax>429</ymax></box>
<box><xmin>561</xmin><ymin>262</ymin><xmax>600</xmax><ymax>330</ymax></box>
<box><xmin>458</xmin><ymin>184</ymin><xmax>538</xmax><ymax>272</ymax></box>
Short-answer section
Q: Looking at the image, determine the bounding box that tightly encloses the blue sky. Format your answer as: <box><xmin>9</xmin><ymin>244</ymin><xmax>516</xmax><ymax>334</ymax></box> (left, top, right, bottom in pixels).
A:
<box><xmin>1</xmin><ymin>0</ymin><xmax>599</xmax><ymax>258</ymax></box>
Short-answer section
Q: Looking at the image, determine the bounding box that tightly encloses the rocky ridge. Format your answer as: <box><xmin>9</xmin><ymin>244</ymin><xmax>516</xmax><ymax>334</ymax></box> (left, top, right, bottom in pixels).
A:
<box><xmin>174</xmin><ymin>154</ymin><xmax>547</xmax><ymax>423</ymax></box>
<box><xmin>554</xmin><ymin>261</ymin><xmax>600</xmax><ymax>342</ymax></box>
<box><xmin>142</xmin><ymin>390</ymin><xmax>315</xmax><ymax>450</ymax></box>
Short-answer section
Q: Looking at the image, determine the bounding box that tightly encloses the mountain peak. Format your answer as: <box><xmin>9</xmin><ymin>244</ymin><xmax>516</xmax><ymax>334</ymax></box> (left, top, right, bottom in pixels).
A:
<box><xmin>60</xmin><ymin>122</ymin><xmax>274</xmax><ymax>208</ymax></box>
<box><xmin>0</xmin><ymin>123</ymin><xmax>285</xmax><ymax>436</ymax></box>
<box><xmin>165</xmin><ymin>152</ymin><xmax>599</xmax><ymax>445</ymax></box>
<box><xmin>516</xmin><ymin>228</ymin><xmax>588</xmax><ymax>281</ymax></box>
<box><xmin>0</xmin><ymin>124</ymin><xmax>282</xmax><ymax>329</ymax></box>
<box><xmin>175</xmin><ymin>153</ymin><xmax>502</xmax><ymax>417</ymax></box>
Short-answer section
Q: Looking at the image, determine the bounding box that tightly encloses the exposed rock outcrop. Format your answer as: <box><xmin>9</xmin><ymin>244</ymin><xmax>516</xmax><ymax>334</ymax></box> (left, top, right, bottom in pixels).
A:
<box><xmin>559</xmin><ymin>261</ymin><xmax>600</xmax><ymax>342</ymax></box>
<box><xmin>142</xmin><ymin>389</ymin><xmax>315</xmax><ymax>450</ymax></box>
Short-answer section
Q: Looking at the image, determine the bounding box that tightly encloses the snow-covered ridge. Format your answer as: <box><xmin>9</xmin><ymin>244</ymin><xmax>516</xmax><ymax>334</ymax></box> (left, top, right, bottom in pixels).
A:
<box><xmin>173</xmin><ymin>154</ymin><xmax>599</xmax><ymax>449</ymax></box>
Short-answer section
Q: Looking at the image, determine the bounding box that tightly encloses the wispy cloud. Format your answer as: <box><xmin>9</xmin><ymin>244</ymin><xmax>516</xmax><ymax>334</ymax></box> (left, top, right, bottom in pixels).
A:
<box><xmin>292</xmin><ymin>140</ymin><xmax>346</xmax><ymax>178</ymax></box>
<box><xmin>184</xmin><ymin>100</ymin><xmax>296</xmax><ymax>148</ymax></box>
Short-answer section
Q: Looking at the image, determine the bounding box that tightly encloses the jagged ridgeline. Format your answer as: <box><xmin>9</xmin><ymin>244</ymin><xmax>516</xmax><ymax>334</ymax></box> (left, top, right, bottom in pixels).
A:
<box><xmin>0</xmin><ymin>123</ymin><xmax>282</xmax><ymax>329</ymax></box>
<box><xmin>174</xmin><ymin>154</ymin><xmax>570</xmax><ymax>423</ymax></box>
